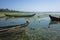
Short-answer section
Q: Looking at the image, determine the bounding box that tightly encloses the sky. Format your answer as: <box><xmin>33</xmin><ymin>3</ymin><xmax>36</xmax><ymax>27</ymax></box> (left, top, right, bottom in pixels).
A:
<box><xmin>0</xmin><ymin>0</ymin><xmax>60</xmax><ymax>12</ymax></box>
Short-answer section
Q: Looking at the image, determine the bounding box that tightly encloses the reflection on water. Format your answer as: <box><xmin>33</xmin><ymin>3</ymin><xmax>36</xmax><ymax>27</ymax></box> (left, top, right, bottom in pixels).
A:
<box><xmin>0</xmin><ymin>17</ymin><xmax>26</xmax><ymax>27</ymax></box>
<box><xmin>48</xmin><ymin>21</ymin><xmax>60</xmax><ymax>28</ymax></box>
<box><xmin>49</xmin><ymin>21</ymin><xmax>59</xmax><ymax>24</ymax></box>
<box><xmin>0</xmin><ymin>14</ymin><xmax>60</xmax><ymax>40</ymax></box>
<box><xmin>48</xmin><ymin>21</ymin><xmax>60</xmax><ymax>29</ymax></box>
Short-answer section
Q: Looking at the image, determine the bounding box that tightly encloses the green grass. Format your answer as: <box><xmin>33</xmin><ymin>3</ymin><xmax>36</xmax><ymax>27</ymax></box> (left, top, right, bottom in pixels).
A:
<box><xmin>0</xmin><ymin>12</ymin><xmax>31</xmax><ymax>17</ymax></box>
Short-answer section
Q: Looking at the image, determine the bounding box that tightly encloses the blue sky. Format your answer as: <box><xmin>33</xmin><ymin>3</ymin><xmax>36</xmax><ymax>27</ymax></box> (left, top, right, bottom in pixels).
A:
<box><xmin>0</xmin><ymin>0</ymin><xmax>60</xmax><ymax>12</ymax></box>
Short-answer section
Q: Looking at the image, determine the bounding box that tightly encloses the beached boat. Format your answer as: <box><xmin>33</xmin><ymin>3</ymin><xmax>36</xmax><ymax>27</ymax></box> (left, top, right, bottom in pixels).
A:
<box><xmin>49</xmin><ymin>15</ymin><xmax>60</xmax><ymax>21</ymax></box>
<box><xmin>0</xmin><ymin>21</ymin><xmax>29</xmax><ymax>34</ymax></box>
<box><xmin>5</xmin><ymin>14</ymin><xmax>35</xmax><ymax>17</ymax></box>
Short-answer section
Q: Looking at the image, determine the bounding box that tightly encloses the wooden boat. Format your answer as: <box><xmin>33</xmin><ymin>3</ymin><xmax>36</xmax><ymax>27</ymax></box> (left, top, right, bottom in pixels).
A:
<box><xmin>0</xmin><ymin>21</ymin><xmax>29</xmax><ymax>34</ymax></box>
<box><xmin>49</xmin><ymin>15</ymin><xmax>60</xmax><ymax>21</ymax></box>
<box><xmin>5</xmin><ymin>14</ymin><xmax>35</xmax><ymax>17</ymax></box>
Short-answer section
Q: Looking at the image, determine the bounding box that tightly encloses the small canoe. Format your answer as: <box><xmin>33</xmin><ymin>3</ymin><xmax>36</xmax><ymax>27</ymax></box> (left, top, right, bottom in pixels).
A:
<box><xmin>49</xmin><ymin>15</ymin><xmax>60</xmax><ymax>21</ymax></box>
<box><xmin>5</xmin><ymin>14</ymin><xmax>35</xmax><ymax>17</ymax></box>
<box><xmin>0</xmin><ymin>21</ymin><xmax>29</xmax><ymax>34</ymax></box>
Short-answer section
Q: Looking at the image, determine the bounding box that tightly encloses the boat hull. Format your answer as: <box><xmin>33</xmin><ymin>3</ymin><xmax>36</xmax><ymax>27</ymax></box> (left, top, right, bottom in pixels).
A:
<box><xmin>49</xmin><ymin>15</ymin><xmax>60</xmax><ymax>21</ymax></box>
<box><xmin>5</xmin><ymin>14</ymin><xmax>35</xmax><ymax>17</ymax></box>
<box><xmin>0</xmin><ymin>21</ymin><xmax>29</xmax><ymax>34</ymax></box>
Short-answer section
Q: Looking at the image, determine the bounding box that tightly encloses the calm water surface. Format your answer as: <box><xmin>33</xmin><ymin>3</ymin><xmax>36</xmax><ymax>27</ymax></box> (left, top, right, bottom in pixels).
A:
<box><xmin>0</xmin><ymin>17</ymin><xmax>26</xmax><ymax>27</ymax></box>
<box><xmin>0</xmin><ymin>13</ymin><xmax>60</xmax><ymax>40</ymax></box>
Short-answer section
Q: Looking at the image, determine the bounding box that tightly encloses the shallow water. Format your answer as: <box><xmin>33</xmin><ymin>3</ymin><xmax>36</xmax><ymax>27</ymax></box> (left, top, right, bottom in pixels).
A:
<box><xmin>0</xmin><ymin>17</ymin><xmax>26</xmax><ymax>27</ymax></box>
<box><xmin>0</xmin><ymin>13</ymin><xmax>60</xmax><ymax>40</ymax></box>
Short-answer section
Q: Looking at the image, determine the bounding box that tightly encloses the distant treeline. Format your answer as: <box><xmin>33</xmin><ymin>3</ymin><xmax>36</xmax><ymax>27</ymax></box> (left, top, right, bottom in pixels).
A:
<box><xmin>0</xmin><ymin>8</ymin><xmax>19</xmax><ymax>12</ymax></box>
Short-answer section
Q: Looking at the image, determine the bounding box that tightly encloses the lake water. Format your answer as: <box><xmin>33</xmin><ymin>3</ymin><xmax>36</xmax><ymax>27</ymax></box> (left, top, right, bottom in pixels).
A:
<box><xmin>0</xmin><ymin>17</ymin><xmax>26</xmax><ymax>27</ymax></box>
<box><xmin>0</xmin><ymin>13</ymin><xmax>60</xmax><ymax>40</ymax></box>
